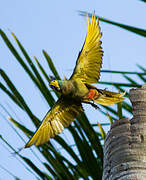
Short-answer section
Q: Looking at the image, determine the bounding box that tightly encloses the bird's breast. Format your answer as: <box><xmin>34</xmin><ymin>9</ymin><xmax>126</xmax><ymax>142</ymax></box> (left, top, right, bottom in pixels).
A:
<box><xmin>61</xmin><ymin>80</ymin><xmax>89</xmax><ymax>100</ymax></box>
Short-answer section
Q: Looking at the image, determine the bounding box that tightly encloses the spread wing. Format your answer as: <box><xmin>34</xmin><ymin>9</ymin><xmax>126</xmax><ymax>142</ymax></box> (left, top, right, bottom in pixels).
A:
<box><xmin>25</xmin><ymin>96</ymin><xmax>83</xmax><ymax>148</ymax></box>
<box><xmin>70</xmin><ymin>14</ymin><xmax>103</xmax><ymax>83</ymax></box>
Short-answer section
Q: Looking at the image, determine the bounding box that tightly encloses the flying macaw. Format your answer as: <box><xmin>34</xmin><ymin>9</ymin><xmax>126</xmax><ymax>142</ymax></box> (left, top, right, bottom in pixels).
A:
<box><xmin>25</xmin><ymin>14</ymin><xmax>124</xmax><ymax>148</ymax></box>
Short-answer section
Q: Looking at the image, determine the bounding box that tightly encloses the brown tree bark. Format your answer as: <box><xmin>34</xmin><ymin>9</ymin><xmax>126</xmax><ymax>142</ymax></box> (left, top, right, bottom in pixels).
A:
<box><xmin>102</xmin><ymin>85</ymin><xmax>146</xmax><ymax>180</ymax></box>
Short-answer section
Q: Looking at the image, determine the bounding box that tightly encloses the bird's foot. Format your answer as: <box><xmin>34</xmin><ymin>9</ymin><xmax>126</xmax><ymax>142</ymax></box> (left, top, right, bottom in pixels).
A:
<box><xmin>90</xmin><ymin>102</ymin><xmax>99</xmax><ymax>109</ymax></box>
<box><xmin>83</xmin><ymin>100</ymin><xmax>99</xmax><ymax>110</ymax></box>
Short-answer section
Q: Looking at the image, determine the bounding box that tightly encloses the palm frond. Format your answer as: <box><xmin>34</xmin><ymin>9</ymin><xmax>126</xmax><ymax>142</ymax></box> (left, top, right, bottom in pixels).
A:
<box><xmin>79</xmin><ymin>11</ymin><xmax>146</xmax><ymax>37</ymax></box>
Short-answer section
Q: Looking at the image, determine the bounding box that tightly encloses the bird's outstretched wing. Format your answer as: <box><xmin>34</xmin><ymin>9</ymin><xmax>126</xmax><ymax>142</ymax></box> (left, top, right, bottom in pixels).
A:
<box><xmin>25</xmin><ymin>97</ymin><xmax>83</xmax><ymax>148</ymax></box>
<box><xmin>70</xmin><ymin>14</ymin><xmax>103</xmax><ymax>83</ymax></box>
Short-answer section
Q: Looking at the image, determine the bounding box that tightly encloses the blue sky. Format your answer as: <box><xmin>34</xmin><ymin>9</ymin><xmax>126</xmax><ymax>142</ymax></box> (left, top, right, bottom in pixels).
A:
<box><xmin>0</xmin><ymin>0</ymin><xmax>146</xmax><ymax>179</ymax></box>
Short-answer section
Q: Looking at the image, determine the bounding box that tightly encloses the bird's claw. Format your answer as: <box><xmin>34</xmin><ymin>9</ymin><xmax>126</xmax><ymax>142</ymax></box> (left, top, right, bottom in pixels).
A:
<box><xmin>90</xmin><ymin>102</ymin><xmax>99</xmax><ymax>109</ymax></box>
<box><xmin>83</xmin><ymin>100</ymin><xmax>100</xmax><ymax>110</ymax></box>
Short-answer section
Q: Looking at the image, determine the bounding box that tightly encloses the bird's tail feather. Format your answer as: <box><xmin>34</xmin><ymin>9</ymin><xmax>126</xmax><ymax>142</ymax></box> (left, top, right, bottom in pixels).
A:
<box><xmin>94</xmin><ymin>89</ymin><xmax>125</xmax><ymax>106</ymax></box>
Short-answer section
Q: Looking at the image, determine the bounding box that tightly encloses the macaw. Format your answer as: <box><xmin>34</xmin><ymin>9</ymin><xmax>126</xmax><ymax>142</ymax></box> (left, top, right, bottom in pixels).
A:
<box><xmin>25</xmin><ymin>14</ymin><xmax>124</xmax><ymax>148</ymax></box>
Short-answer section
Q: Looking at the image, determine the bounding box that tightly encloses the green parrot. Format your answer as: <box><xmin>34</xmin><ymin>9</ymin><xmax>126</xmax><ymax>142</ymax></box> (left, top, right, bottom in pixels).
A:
<box><xmin>25</xmin><ymin>14</ymin><xmax>125</xmax><ymax>148</ymax></box>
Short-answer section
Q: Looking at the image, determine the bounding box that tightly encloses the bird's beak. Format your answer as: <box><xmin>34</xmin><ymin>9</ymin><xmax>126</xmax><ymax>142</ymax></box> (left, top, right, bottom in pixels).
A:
<box><xmin>50</xmin><ymin>81</ymin><xmax>60</xmax><ymax>91</ymax></box>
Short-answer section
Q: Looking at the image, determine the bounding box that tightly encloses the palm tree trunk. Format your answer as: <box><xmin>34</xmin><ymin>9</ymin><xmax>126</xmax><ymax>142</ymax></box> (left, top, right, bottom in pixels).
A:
<box><xmin>102</xmin><ymin>85</ymin><xmax>146</xmax><ymax>180</ymax></box>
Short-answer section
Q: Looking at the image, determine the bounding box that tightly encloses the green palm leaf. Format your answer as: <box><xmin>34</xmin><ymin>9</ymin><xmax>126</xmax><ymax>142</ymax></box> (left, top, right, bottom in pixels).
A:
<box><xmin>79</xmin><ymin>11</ymin><xmax>146</xmax><ymax>37</ymax></box>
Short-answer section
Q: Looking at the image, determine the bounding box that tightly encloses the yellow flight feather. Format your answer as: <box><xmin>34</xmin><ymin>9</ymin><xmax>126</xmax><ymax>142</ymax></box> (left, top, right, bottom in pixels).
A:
<box><xmin>70</xmin><ymin>14</ymin><xmax>103</xmax><ymax>83</ymax></box>
<box><xmin>25</xmin><ymin>97</ymin><xmax>83</xmax><ymax>148</ymax></box>
<box><xmin>94</xmin><ymin>90</ymin><xmax>125</xmax><ymax>106</ymax></box>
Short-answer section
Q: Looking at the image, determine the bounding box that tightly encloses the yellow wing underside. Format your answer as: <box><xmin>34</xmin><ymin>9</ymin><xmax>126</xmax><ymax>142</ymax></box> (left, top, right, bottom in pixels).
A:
<box><xmin>70</xmin><ymin>14</ymin><xmax>103</xmax><ymax>83</ymax></box>
<box><xmin>25</xmin><ymin>97</ymin><xmax>83</xmax><ymax>148</ymax></box>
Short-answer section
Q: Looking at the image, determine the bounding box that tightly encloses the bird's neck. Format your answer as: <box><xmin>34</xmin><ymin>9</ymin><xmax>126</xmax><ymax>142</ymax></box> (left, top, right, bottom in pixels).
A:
<box><xmin>58</xmin><ymin>80</ymin><xmax>67</xmax><ymax>88</ymax></box>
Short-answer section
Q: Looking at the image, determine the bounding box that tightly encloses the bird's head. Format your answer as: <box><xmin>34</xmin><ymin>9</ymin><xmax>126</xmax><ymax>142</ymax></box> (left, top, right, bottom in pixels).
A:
<box><xmin>49</xmin><ymin>80</ymin><xmax>62</xmax><ymax>92</ymax></box>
